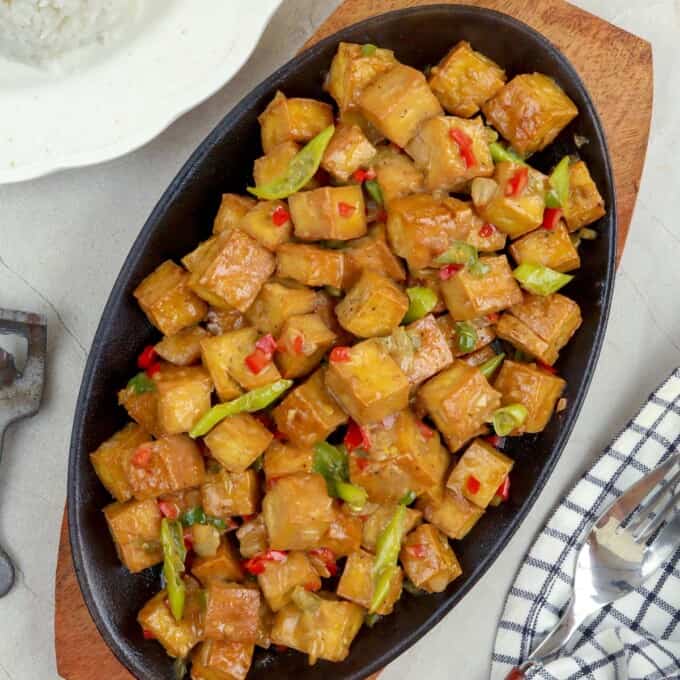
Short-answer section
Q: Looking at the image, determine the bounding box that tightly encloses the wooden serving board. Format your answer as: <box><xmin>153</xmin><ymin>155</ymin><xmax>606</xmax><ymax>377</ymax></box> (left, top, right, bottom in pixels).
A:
<box><xmin>55</xmin><ymin>2</ymin><xmax>652</xmax><ymax>678</ymax></box>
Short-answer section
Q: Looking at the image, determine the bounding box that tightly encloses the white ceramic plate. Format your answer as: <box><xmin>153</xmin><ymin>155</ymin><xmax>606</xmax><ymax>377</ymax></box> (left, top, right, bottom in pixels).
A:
<box><xmin>0</xmin><ymin>0</ymin><xmax>283</xmax><ymax>184</ymax></box>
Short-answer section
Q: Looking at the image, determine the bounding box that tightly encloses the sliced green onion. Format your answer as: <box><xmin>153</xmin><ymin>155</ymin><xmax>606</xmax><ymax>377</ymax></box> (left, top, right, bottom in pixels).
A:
<box><xmin>479</xmin><ymin>352</ymin><xmax>505</xmax><ymax>379</ymax></box>
<box><xmin>335</xmin><ymin>481</ymin><xmax>368</xmax><ymax>510</ymax></box>
<box><xmin>489</xmin><ymin>142</ymin><xmax>526</xmax><ymax>166</ymax></box>
<box><xmin>513</xmin><ymin>263</ymin><xmax>573</xmax><ymax>296</ymax></box>
<box><xmin>365</xmin><ymin>612</ymin><xmax>382</xmax><ymax>627</ymax></box>
<box><xmin>161</xmin><ymin>519</ymin><xmax>187</xmax><ymax>621</ymax></box>
<box><xmin>403</xmin><ymin>579</ymin><xmax>426</xmax><ymax>596</ymax></box>
<box><xmin>547</xmin><ymin>156</ymin><xmax>571</xmax><ymax>208</ymax></box>
<box><xmin>399</xmin><ymin>489</ymin><xmax>417</xmax><ymax>506</ymax></box>
<box><xmin>434</xmin><ymin>241</ymin><xmax>478</xmax><ymax>267</ymax></box>
<box><xmin>373</xmin><ymin>505</ymin><xmax>406</xmax><ymax>578</ymax></box>
<box><xmin>361</xmin><ymin>43</ymin><xmax>378</xmax><ymax>57</ymax></box>
<box><xmin>291</xmin><ymin>585</ymin><xmax>322</xmax><ymax>612</ymax></box>
<box><xmin>579</xmin><ymin>227</ymin><xmax>598</xmax><ymax>240</ymax></box>
<box><xmin>127</xmin><ymin>372</ymin><xmax>156</xmax><ymax>394</ymax></box>
<box><xmin>455</xmin><ymin>321</ymin><xmax>478</xmax><ymax>354</ymax></box>
<box><xmin>173</xmin><ymin>657</ymin><xmax>188</xmax><ymax>680</ymax></box>
<box><xmin>370</xmin><ymin>564</ymin><xmax>398</xmax><ymax>614</ymax></box>
<box><xmin>403</xmin><ymin>287</ymin><xmax>438</xmax><ymax>324</ymax></box>
<box><xmin>468</xmin><ymin>260</ymin><xmax>491</xmax><ymax>278</ymax></box>
<box><xmin>490</xmin><ymin>404</ymin><xmax>528</xmax><ymax>436</ymax></box>
<box><xmin>325</xmin><ymin>285</ymin><xmax>343</xmax><ymax>297</ymax></box>
<box><xmin>181</xmin><ymin>506</ymin><xmax>206</xmax><ymax>527</ymax></box>
<box><xmin>364</xmin><ymin>179</ymin><xmax>384</xmax><ymax>206</ymax></box>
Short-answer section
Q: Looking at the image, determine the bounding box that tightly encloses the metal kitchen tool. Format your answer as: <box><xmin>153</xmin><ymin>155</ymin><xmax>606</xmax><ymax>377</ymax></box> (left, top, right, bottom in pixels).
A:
<box><xmin>0</xmin><ymin>310</ymin><xmax>47</xmax><ymax>597</ymax></box>
<box><xmin>506</xmin><ymin>452</ymin><xmax>680</xmax><ymax>678</ymax></box>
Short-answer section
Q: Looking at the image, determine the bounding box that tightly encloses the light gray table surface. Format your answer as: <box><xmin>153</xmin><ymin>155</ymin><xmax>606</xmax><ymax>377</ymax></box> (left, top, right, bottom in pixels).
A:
<box><xmin>1</xmin><ymin>1</ymin><xmax>679</xmax><ymax>678</ymax></box>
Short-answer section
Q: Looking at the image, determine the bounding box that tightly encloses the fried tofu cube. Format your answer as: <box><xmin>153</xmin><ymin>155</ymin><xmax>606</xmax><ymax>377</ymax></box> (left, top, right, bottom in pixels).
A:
<box><xmin>436</xmin><ymin>314</ymin><xmax>496</xmax><ymax>357</ymax></box>
<box><xmin>199</xmin><ymin>334</ymin><xmax>243</xmax><ymax>402</ymax></box>
<box><xmin>443</xmin><ymin>197</ymin><xmax>507</xmax><ymax>252</ymax></box>
<box><xmin>238</xmin><ymin>200</ymin><xmax>292</xmax><ymax>251</ymax></box>
<box><xmin>564</xmin><ymin>160</ymin><xmax>606</xmax><ymax>231</ymax></box>
<box><xmin>361</xmin><ymin>504</ymin><xmax>422</xmax><ymax>552</ymax></box>
<box><xmin>205</xmin><ymin>308</ymin><xmax>248</xmax><ymax>336</ymax></box>
<box><xmin>157</xmin><ymin>366</ymin><xmax>213</xmax><ymax>434</ymax></box>
<box><xmin>349</xmin><ymin>455</ymin><xmax>417</xmax><ymax>505</ymax></box>
<box><xmin>202</xmin><ymin>469</ymin><xmax>260</xmax><ymax>519</ymax></box>
<box><xmin>359</xmin><ymin>64</ymin><xmax>443</xmax><ymax>147</ymax></box>
<box><xmin>90</xmin><ymin>423</ymin><xmax>148</xmax><ymax>502</ymax></box>
<box><xmin>204</xmin><ymin>414</ymin><xmax>273</xmax><ymax>472</ymax></box>
<box><xmin>372</xmin><ymin>147</ymin><xmax>425</xmax><ymax>206</ymax></box>
<box><xmin>337</xmin><ymin>550</ymin><xmax>403</xmax><ymax>615</ymax></box>
<box><xmin>343</xmin><ymin>224</ymin><xmax>406</xmax><ymax>288</ymax></box>
<box><xmin>400</xmin><ymin>524</ymin><xmax>462</xmax><ymax>593</ymax></box>
<box><xmin>245</xmin><ymin>280</ymin><xmax>316</xmax><ymax>336</ymax></box>
<box><xmin>509</xmin><ymin>221</ymin><xmax>580</xmax><ymax>272</ymax></box>
<box><xmin>276</xmin><ymin>243</ymin><xmax>346</xmax><ymax>289</ymax></box>
<box><xmin>482</xmin><ymin>73</ymin><xmax>578</xmax><ymax>154</ymax></box>
<box><xmin>271</xmin><ymin>598</ymin><xmax>364</xmax><ymax>664</ymax></box>
<box><xmin>236</xmin><ymin>515</ymin><xmax>268</xmax><ymax>558</ymax></box>
<box><xmin>275</xmin><ymin>313</ymin><xmax>336</xmax><ymax>379</ymax></box>
<box><xmin>321</xmin><ymin>123</ymin><xmax>377</xmax><ymax>182</ymax></box>
<box><xmin>104</xmin><ymin>498</ymin><xmax>163</xmax><ymax>572</ymax></box>
<box><xmin>417</xmin><ymin>488</ymin><xmax>484</xmax><ymax>539</ymax></box>
<box><xmin>273</xmin><ymin>368</ymin><xmax>347</xmax><ymax>447</ymax></box>
<box><xmin>417</xmin><ymin>360</ymin><xmax>501</xmax><ymax>452</ymax></box>
<box><xmin>406</xmin><ymin>115</ymin><xmax>494</xmax><ymax>192</ymax></box>
<box><xmin>325</xmin><ymin>42</ymin><xmax>398</xmax><ymax>111</ymax></box>
<box><xmin>288</xmin><ymin>185</ymin><xmax>367</xmax><ymax>241</ymax></box>
<box><xmin>496</xmin><ymin>293</ymin><xmax>582</xmax><ymax>365</ymax></box>
<box><xmin>494</xmin><ymin>360</ymin><xmax>566</xmax><ymax>433</ymax></box>
<box><xmin>205</xmin><ymin>582</ymin><xmax>261</xmax><ymax>643</ymax></box>
<box><xmin>213</xmin><ymin>194</ymin><xmax>257</xmax><ymax>234</ymax></box>
<box><xmin>461</xmin><ymin>345</ymin><xmax>497</xmax><ymax>368</ymax></box>
<box><xmin>134</xmin><ymin>260</ymin><xmax>207</xmax><ymax>336</ymax></box>
<box><xmin>428</xmin><ymin>41</ymin><xmax>506</xmax><ymax>117</ymax></box>
<box><xmin>446</xmin><ymin>438</ymin><xmax>514</xmax><ymax>508</ymax></box>
<box><xmin>155</xmin><ymin>326</ymin><xmax>210</xmax><ymax>366</ymax></box>
<box><xmin>440</xmin><ymin>254</ymin><xmax>522</xmax><ymax>321</ymax></box>
<box><xmin>192</xmin><ymin>538</ymin><xmax>245</xmax><ymax>585</ymax></box>
<box><xmin>258</xmin><ymin>91</ymin><xmax>334</xmax><ymax>153</ymax></box>
<box><xmin>336</xmin><ymin>270</ymin><xmax>409</xmax><ymax>338</ymax></box>
<box><xmin>325</xmin><ymin>339</ymin><xmax>409</xmax><ymax>425</ymax></box>
<box><xmin>257</xmin><ymin>551</ymin><xmax>321</xmax><ymax>612</ymax></box>
<box><xmin>262</xmin><ymin>473</ymin><xmax>334</xmax><ymax>551</ymax></box>
<box><xmin>253</xmin><ymin>141</ymin><xmax>300</xmax><ymax>188</ymax></box>
<box><xmin>191</xmin><ymin>640</ymin><xmax>254</xmax><ymax>680</ymax></box>
<box><xmin>263</xmin><ymin>441</ymin><xmax>314</xmax><ymax>481</ymax></box>
<box><xmin>320</xmin><ymin>505</ymin><xmax>363</xmax><ymax>557</ymax></box>
<box><xmin>473</xmin><ymin>162</ymin><xmax>548</xmax><ymax>239</ymax></box>
<box><xmin>118</xmin><ymin>382</ymin><xmax>161</xmax><ymax>437</ymax></box>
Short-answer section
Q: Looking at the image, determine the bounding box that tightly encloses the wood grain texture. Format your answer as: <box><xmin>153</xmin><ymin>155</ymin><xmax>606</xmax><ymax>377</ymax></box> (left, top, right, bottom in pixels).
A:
<box><xmin>55</xmin><ymin>2</ymin><xmax>652</xmax><ymax>678</ymax></box>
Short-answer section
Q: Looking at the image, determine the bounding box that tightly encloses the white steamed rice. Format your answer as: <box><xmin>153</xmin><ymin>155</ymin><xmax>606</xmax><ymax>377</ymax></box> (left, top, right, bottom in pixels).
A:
<box><xmin>0</xmin><ymin>0</ymin><xmax>137</xmax><ymax>65</ymax></box>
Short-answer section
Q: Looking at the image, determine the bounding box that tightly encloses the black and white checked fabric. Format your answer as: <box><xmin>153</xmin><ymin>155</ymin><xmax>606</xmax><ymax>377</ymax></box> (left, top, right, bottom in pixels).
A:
<box><xmin>491</xmin><ymin>368</ymin><xmax>680</xmax><ymax>680</ymax></box>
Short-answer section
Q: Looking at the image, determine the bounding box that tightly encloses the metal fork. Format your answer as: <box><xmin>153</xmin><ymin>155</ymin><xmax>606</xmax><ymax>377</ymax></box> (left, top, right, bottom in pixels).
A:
<box><xmin>506</xmin><ymin>453</ymin><xmax>680</xmax><ymax>679</ymax></box>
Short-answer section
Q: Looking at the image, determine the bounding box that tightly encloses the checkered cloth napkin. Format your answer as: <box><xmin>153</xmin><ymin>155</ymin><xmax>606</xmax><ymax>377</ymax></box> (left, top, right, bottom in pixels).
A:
<box><xmin>491</xmin><ymin>368</ymin><xmax>680</xmax><ymax>680</ymax></box>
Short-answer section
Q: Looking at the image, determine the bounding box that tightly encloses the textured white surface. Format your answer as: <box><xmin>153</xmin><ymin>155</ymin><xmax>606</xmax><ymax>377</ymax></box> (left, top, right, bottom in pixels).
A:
<box><xmin>0</xmin><ymin>1</ymin><xmax>678</xmax><ymax>678</ymax></box>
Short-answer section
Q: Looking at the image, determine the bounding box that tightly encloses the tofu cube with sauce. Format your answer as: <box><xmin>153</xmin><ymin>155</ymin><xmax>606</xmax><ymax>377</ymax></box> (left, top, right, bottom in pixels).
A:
<box><xmin>417</xmin><ymin>488</ymin><xmax>484</xmax><ymax>540</ymax></box>
<box><xmin>275</xmin><ymin>313</ymin><xmax>337</xmax><ymax>379</ymax></box>
<box><xmin>155</xmin><ymin>326</ymin><xmax>210</xmax><ymax>367</ymax></box>
<box><xmin>199</xmin><ymin>334</ymin><xmax>243</xmax><ymax>402</ymax></box>
<box><xmin>191</xmin><ymin>538</ymin><xmax>245</xmax><ymax>586</ymax></box>
<box><xmin>342</xmin><ymin>224</ymin><xmax>406</xmax><ymax>288</ymax></box>
<box><xmin>156</xmin><ymin>366</ymin><xmax>213</xmax><ymax>434</ymax></box>
<box><xmin>482</xmin><ymin>73</ymin><xmax>578</xmax><ymax>154</ymax></box>
<box><xmin>245</xmin><ymin>280</ymin><xmax>317</xmax><ymax>336</ymax></box>
<box><xmin>204</xmin><ymin>414</ymin><xmax>273</xmax><ymax>472</ymax></box>
<box><xmin>320</xmin><ymin>506</ymin><xmax>363</xmax><ymax>557</ymax></box>
<box><xmin>213</xmin><ymin>194</ymin><xmax>257</xmax><ymax>234</ymax></box>
<box><xmin>236</xmin><ymin>515</ymin><xmax>268</xmax><ymax>559</ymax></box>
<box><xmin>372</xmin><ymin>147</ymin><xmax>425</xmax><ymax>206</ymax></box>
<box><xmin>321</xmin><ymin>123</ymin><xmax>377</xmax><ymax>182</ymax></box>
<box><xmin>276</xmin><ymin>243</ymin><xmax>346</xmax><ymax>289</ymax></box>
<box><xmin>201</xmin><ymin>468</ymin><xmax>260</xmax><ymax>519</ymax></box>
<box><xmin>563</xmin><ymin>160</ymin><xmax>606</xmax><ymax>231</ymax></box>
<box><xmin>118</xmin><ymin>380</ymin><xmax>161</xmax><ymax>437</ymax></box>
<box><xmin>204</xmin><ymin>582</ymin><xmax>261</xmax><ymax>643</ymax></box>
<box><xmin>509</xmin><ymin>221</ymin><xmax>580</xmax><ymax>272</ymax></box>
<box><xmin>436</xmin><ymin>314</ymin><xmax>496</xmax><ymax>357</ymax></box>
<box><xmin>443</xmin><ymin>197</ymin><xmax>507</xmax><ymax>253</ymax></box>
<box><xmin>257</xmin><ymin>551</ymin><xmax>321</xmax><ymax>612</ymax></box>
<box><xmin>428</xmin><ymin>41</ymin><xmax>506</xmax><ymax>117</ymax></box>
<box><xmin>361</xmin><ymin>504</ymin><xmax>422</xmax><ymax>552</ymax></box>
<box><xmin>191</xmin><ymin>640</ymin><xmax>254</xmax><ymax>680</ymax></box>
<box><xmin>238</xmin><ymin>200</ymin><xmax>293</xmax><ymax>251</ymax></box>
<box><xmin>263</xmin><ymin>441</ymin><xmax>314</xmax><ymax>481</ymax></box>
<box><xmin>253</xmin><ymin>141</ymin><xmax>300</xmax><ymax>188</ymax></box>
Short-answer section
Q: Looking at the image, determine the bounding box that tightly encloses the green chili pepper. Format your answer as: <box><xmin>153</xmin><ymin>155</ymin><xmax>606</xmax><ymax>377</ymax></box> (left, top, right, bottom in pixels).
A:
<box><xmin>370</xmin><ymin>564</ymin><xmax>398</xmax><ymax>614</ymax></box>
<box><xmin>365</xmin><ymin>612</ymin><xmax>382</xmax><ymax>627</ymax></box>
<box><xmin>403</xmin><ymin>287</ymin><xmax>438</xmax><ymax>324</ymax></box>
<box><xmin>399</xmin><ymin>489</ymin><xmax>417</xmax><ymax>506</ymax></box>
<box><xmin>370</xmin><ymin>505</ymin><xmax>406</xmax><ymax>613</ymax></box>
<box><xmin>247</xmin><ymin>126</ymin><xmax>335</xmax><ymax>199</ymax></box>
<box><xmin>325</xmin><ymin>285</ymin><xmax>343</xmax><ymax>298</ymax></box>
<box><xmin>361</xmin><ymin>43</ymin><xmax>378</xmax><ymax>56</ymax></box>
<box><xmin>468</xmin><ymin>260</ymin><xmax>491</xmax><ymax>278</ymax></box>
<box><xmin>336</xmin><ymin>481</ymin><xmax>368</xmax><ymax>510</ymax></box>
<box><xmin>513</xmin><ymin>263</ymin><xmax>573</xmax><ymax>296</ymax></box>
<box><xmin>181</xmin><ymin>506</ymin><xmax>207</xmax><ymax>526</ymax></box>
<box><xmin>490</xmin><ymin>404</ymin><xmax>528</xmax><ymax>436</ymax></box>
<box><xmin>403</xmin><ymin>579</ymin><xmax>426</xmax><ymax>596</ymax></box>
<box><xmin>173</xmin><ymin>656</ymin><xmax>188</xmax><ymax>680</ymax></box>
<box><xmin>434</xmin><ymin>241</ymin><xmax>478</xmax><ymax>267</ymax></box>
<box><xmin>207</xmin><ymin>516</ymin><xmax>227</xmax><ymax>531</ymax></box>
<box><xmin>455</xmin><ymin>321</ymin><xmax>478</xmax><ymax>354</ymax></box>
<box><xmin>190</xmin><ymin>379</ymin><xmax>293</xmax><ymax>437</ymax></box>
<box><xmin>364</xmin><ymin>178</ymin><xmax>384</xmax><ymax>206</ymax></box>
<box><xmin>127</xmin><ymin>372</ymin><xmax>156</xmax><ymax>394</ymax></box>
<box><xmin>313</xmin><ymin>441</ymin><xmax>349</xmax><ymax>496</ymax></box>
<box><xmin>479</xmin><ymin>352</ymin><xmax>505</xmax><ymax>379</ymax></box>
<box><xmin>546</xmin><ymin>156</ymin><xmax>570</xmax><ymax>208</ymax></box>
<box><xmin>161</xmin><ymin>519</ymin><xmax>187</xmax><ymax>621</ymax></box>
<box><xmin>489</xmin><ymin>142</ymin><xmax>526</xmax><ymax>166</ymax></box>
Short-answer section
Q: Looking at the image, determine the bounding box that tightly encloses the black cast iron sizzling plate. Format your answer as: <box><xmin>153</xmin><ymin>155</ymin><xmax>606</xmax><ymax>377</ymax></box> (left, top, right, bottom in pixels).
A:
<box><xmin>68</xmin><ymin>5</ymin><xmax>616</xmax><ymax>679</ymax></box>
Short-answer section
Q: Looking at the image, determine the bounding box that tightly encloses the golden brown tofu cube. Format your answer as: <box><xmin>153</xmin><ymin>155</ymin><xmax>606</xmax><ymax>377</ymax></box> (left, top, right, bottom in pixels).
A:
<box><xmin>473</xmin><ymin>162</ymin><xmax>548</xmax><ymax>239</ymax></box>
<box><xmin>104</xmin><ymin>498</ymin><xmax>163</xmax><ymax>572</ymax></box>
<box><xmin>253</xmin><ymin>141</ymin><xmax>300</xmax><ymax>188</ymax></box>
<box><xmin>258</xmin><ymin>91</ymin><xmax>334</xmax><ymax>154</ymax></box>
<box><xmin>204</xmin><ymin>414</ymin><xmax>273</xmax><ymax>472</ymax></box>
<box><xmin>509</xmin><ymin>221</ymin><xmax>580</xmax><ymax>272</ymax></box>
<box><xmin>417</xmin><ymin>360</ymin><xmax>501</xmax><ymax>452</ymax></box>
<box><xmin>157</xmin><ymin>366</ymin><xmax>213</xmax><ymax>434</ymax></box>
<box><xmin>321</xmin><ymin>123</ymin><xmax>377</xmax><ymax>182</ymax></box>
<box><xmin>436</xmin><ymin>314</ymin><xmax>496</xmax><ymax>357</ymax></box>
<box><xmin>238</xmin><ymin>200</ymin><xmax>292</xmax><ymax>252</ymax></box>
<box><xmin>440</xmin><ymin>254</ymin><xmax>522</xmax><ymax>321</ymax></box>
<box><xmin>205</xmin><ymin>582</ymin><xmax>261</xmax><ymax>643</ymax></box>
<box><xmin>205</xmin><ymin>307</ymin><xmax>248</xmax><ymax>336</ymax></box>
<box><xmin>461</xmin><ymin>345</ymin><xmax>498</xmax><ymax>368</ymax></box>
<box><xmin>213</xmin><ymin>194</ymin><xmax>257</xmax><ymax>235</ymax></box>
<box><xmin>155</xmin><ymin>326</ymin><xmax>210</xmax><ymax>367</ymax></box>
<box><xmin>236</xmin><ymin>515</ymin><xmax>268</xmax><ymax>559</ymax></box>
<box><xmin>118</xmin><ymin>382</ymin><xmax>161</xmax><ymax>437</ymax></box>
<box><xmin>90</xmin><ymin>423</ymin><xmax>148</xmax><ymax>502</ymax></box>
<box><xmin>192</xmin><ymin>538</ymin><xmax>245</xmax><ymax>585</ymax></box>
<box><xmin>406</xmin><ymin>115</ymin><xmax>494</xmax><ymax>192</ymax></box>
<box><xmin>400</xmin><ymin>524</ymin><xmax>462</xmax><ymax>593</ymax></box>
<box><xmin>446</xmin><ymin>438</ymin><xmax>514</xmax><ymax>508</ymax></box>
<box><xmin>336</xmin><ymin>270</ymin><xmax>409</xmax><ymax>338</ymax></box>
<box><xmin>416</xmin><ymin>488</ymin><xmax>484</xmax><ymax>539</ymax></box>
<box><xmin>257</xmin><ymin>551</ymin><xmax>321</xmax><ymax>612</ymax></box>
<box><xmin>325</xmin><ymin>41</ymin><xmax>398</xmax><ymax>111</ymax></box>
<box><xmin>361</xmin><ymin>504</ymin><xmax>422</xmax><ymax>552</ymax></box>
<box><xmin>276</xmin><ymin>243</ymin><xmax>345</xmax><ymax>289</ymax></box>
<box><xmin>494</xmin><ymin>360</ymin><xmax>566</xmax><ymax>433</ymax></box>
<box><xmin>325</xmin><ymin>339</ymin><xmax>410</xmax><ymax>425</ymax></box>
<box><xmin>359</xmin><ymin>64</ymin><xmax>443</xmax><ymax>147</ymax></box>
<box><xmin>263</xmin><ymin>473</ymin><xmax>334</xmax><ymax>551</ymax></box>
<box><xmin>320</xmin><ymin>505</ymin><xmax>363</xmax><ymax>557</ymax></box>
<box><xmin>564</xmin><ymin>160</ymin><xmax>606</xmax><ymax>231</ymax></box>
<box><xmin>134</xmin><ymin>260</ymin><xmax>207</xmax><ymax>336</ymax></box>
<box><xmin>245</xmin><ymin>279</ymin><xmax>316</xmax><ymax>336</ymax></box>
<box><xmin>202</xmin><ymin>469</ymin><xmax>260</xmax><ymax>519</ymax></box>
<box><xmin>337</xmin><ymin>549</ymin><xmax>403</xmax><ymax>615</ymax></box>
<box><xmin>428</xmin><ymin>41</ymin><xmax>506</xmax><ymax>117</ymax></box>
<box><xmin>288</xmin><ymin>185</ymin><xmax>367</xmax><ymax>242</ymax></box>
<box><xmin>443</xmin><ymin>197</ymin><xmax>507</xmax><ymax>253</ymax></box>
<box><xmin>496</xmin><ymin>293</ymin><xmax>582</xmax><ymax>365</ymax></box>
<box><xmin>263</xmin><ymin>441</ymin><xmax>314</xmax><ymax>481</ymax></box>
<box><xmin>191</xmin><ymin>640</ymin><xmax>254</xmax><ymax>680</ymax></box>
<box><xmin>275</xmin><ymin>313</ymin><xmax>336</xmax><ymax>379</ymax></box>
<box><xmin>382</xmin><ymin>316</ymin><xmax>454</xmax><ymax>388</ymax></box>
<box><xmin>372</xmin><ymin>146</ymin><xmax>425</xmax><ymax>206</ymax></box>
<box><xmin>482</xmin><ymin>73</ymin><xmax>578</xmax><ymax>154</ymax></box>
<box><xmin>343</xmin><ymin>224</ymin><xmax>406</xmax><ymax>288</ymax></box>
<box><xmin>199</xmin><ymin>334</ymin><xmax>243</xmax><ymax>402</ymax></box>
<box><xmin>273</xmin><ymin>368</ymin><xmax>347</xmax><ymax>447</ymax></box>
<box><xmin>349</xmin><ymin>455</ymin><xmax>418</xmax><ymax>505</ymax></box>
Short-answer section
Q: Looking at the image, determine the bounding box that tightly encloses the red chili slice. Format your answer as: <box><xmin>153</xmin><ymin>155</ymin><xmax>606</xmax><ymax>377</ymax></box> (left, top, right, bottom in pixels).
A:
<box><xmin>466</xmin><ymin>475</ymin><xmax>481</xmax><ymax>494</ymax></box>
<box><xmin>484</xmin><ymin>434</ymin><xmax>503</xmax><ymax>448</ymax></box>
<box><xmin>352</xmin><ymin>168</ymin><xmax>375</xmax><ymax>182</ymax></box>
<box><xmin>145</xmin><ymin>361</ymin><xmax>161</xmax><ymax>378</ymax></box>
<box><xmin>338</xmin><ymin>201</ymin><xmax>356</xmax><ymax>217</ymax></box>
<box><xmin>245</xmin><ymin>348</ymin><xmax>270</xmax><ymax>374</ymax></box>
<box><xmin>142</xmin><ymin>629</ymin><xmax>156</xmax><ymax>640</ymax></box>
<box><xmin>406</xmin><ymin>544</ymin><xmax>427</xmax><ymax>559</ymax></box>
<box><xmin>292</xmin><ymin>334</ymin><xmax>304</xmax><ymax>355</ymax></box>
<box><xmin>255</xmin><ymin>333</ymin><xmax>277</xmax><ymax>358</ymax></box>
<box><xmin>131</xmin><ymin>445</ymin><xmax>153</xmax><ymax>469</ymax></box>
<box><xmin>496</xmin><ymin>476</ymin><xmax>511</xmax><ymax>502</ymax></box>
<box><xmin>183</xmin><ymin>528</ymin><xmax>194</xmax><ymax>551</ymax></box>
<box><xmin>309</xmin><ymin>548</ymin><xmax>338</xmax><ymax>576</ymax></box>
<box><xmin>376</xmin><ymin>209</ymin><xmax>388</xmax><ymax>222</ymax></box>
<box><xmin>479</xmin><ymin>223</ymin><xmax>495</xmax><ymax>239</ymax></box>
<box><xmin>158</xmin><ymin>501</ymin><xmax>179</xmax><ymax>520</ymax></box>
<box><xmin>271</xmin><ymin>205</ymin><xmax>290</xmax><ymax>226</ymax></box>
<box><xmin>439</xmin><ymin>263</ymin><xmax>464</xmax><ymax>281</ymax></box>
<box><xmin>417</xmin><ymin>420</ymin><xmax>435</xmax><ymax>439</ymax></box>
<box><xmin>537</xmin><ymin>360</ymin><xmax>557</xmax><ymax>374</ymax></box>
<box><xmin>243</xmin><ymin>550</ymin><xmax>288</xmax><ymax>575</ymax></box>
<box><xmin>137</xmin><ymin>345</ymin><xmax>157</xmax><ymax>370</ymax></box>
<box><xmin>242</xmin><ymin>557</ymin><xmax>266</xmax><ymax>575</ymax></box>
<box><xmin>355</xmin><ymin>455</ymin><xmax>369</xmax><ymax>472</ymax></box>
<box><xmin>449</xmin><ymin>128</ymin><xmax>476</xmax><ymax>168</ymax></box>
<box><xmin>329</xmin><ymin>346</ymin><xmax>351</xmax><ymax>362</ymax></box>
<box><xmin>304</xmin><ymin>581</ymin><xmax>321</xmax><ymax>592</ymax></box>
<box><xmin>267</xmin><ymin>476</ymin><xmax>281</xmax><ymax>490</ymax></box>
<box><xmin>486</xmin><ymin>312</ymin><xmax>500</xmax><ymax>324</ymax></box>
<box><xmin>542</xmin><ymin>207</ymin><xmax>562</xmax><ymax>231</ymax></box>
<box><xmin>505</xmin><ymin>167</ymin><xmax>529</xmax><ymax>197</ymax></box>
<box><xmin>344</xmin><ymin>420</ymin><xmax>371</xmax><ymax>452</ymax></box>
<box><xmin>274</xmin><ymin>645</ymin><xmax>288</xmax><ymax>653</ymax></box>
